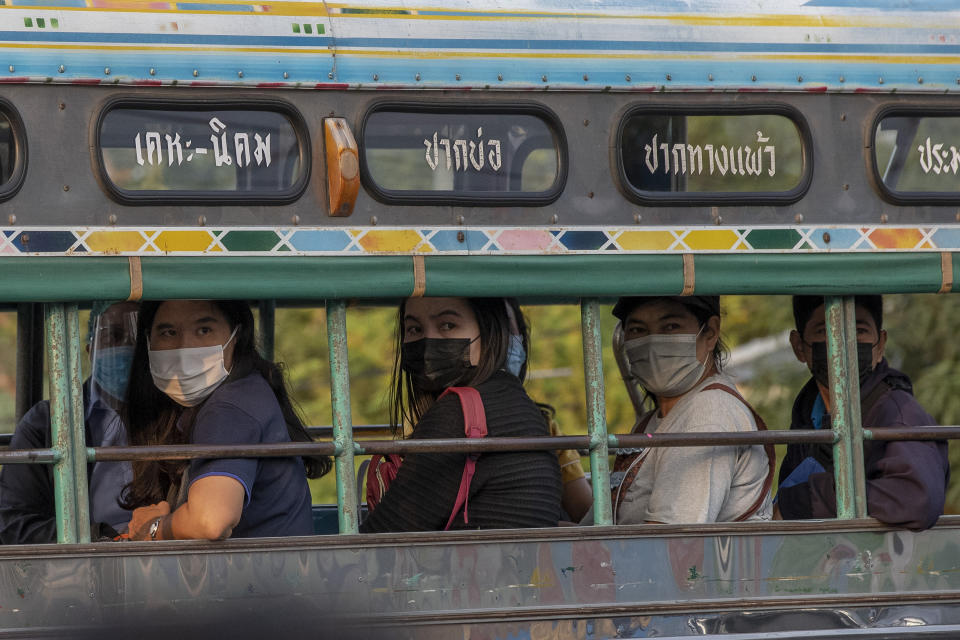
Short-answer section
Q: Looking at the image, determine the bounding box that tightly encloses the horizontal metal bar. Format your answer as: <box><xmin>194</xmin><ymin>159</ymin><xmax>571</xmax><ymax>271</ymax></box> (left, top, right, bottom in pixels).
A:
<box><xmin>0</xmin><ymin>254</ymin><xmax>952</xmax><ymax>302</ymax></box>
<box><xmin>612</xmin><ymin>430</ymin><xmax>837</xmax><ymax>448</ymax></box>
<box><xmin>864</xmin><ymin>426</ymin><xmax>960</xmax><ymax>440</ymax></box>
<box><xmin>0</xmin><ymin>448</ymin><xmax>57</xmax><ymax>464</ymax></box>
<box><xmin>88</xmin><ymin>442</ymin><xmax>337</xmax><ymax>462</ymax></box>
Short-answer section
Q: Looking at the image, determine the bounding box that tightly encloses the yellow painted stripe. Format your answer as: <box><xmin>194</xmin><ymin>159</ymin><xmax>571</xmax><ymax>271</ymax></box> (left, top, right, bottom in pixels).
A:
<box><xmin>0</xmin><ymin>40</ymin><xmax>956</xmax><ymax>66</ymax></box>
<box><xmin>322</xmin><ymin>3</ymin><xmax>951</xmax><ymax>28</ymax></box>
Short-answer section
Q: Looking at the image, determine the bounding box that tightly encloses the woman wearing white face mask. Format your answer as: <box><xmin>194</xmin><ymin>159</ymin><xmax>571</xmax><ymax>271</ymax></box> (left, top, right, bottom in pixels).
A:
<box><xmin>581</xmin><ymin>296</ymin><xmax>773</xmax><ymax>526</ymax></box>
<box><xmin>123</xmin><ymin>300</ymin><xmax>331</xmax><ymax>541</ymax></box>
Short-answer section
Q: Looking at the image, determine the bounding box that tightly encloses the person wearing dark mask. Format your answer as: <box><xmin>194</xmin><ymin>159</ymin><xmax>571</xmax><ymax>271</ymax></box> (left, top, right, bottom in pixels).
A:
<box><xmin>0</xmin><ymin>300</ymin><xmax>139</xmax><ymax>543</ymax></box>
<box><xmin>359</xmin><ymin>296</ymin><xmax>561</xmax><ymax>532</ymax></box>
<box><xmin>122</xmin><ymin>300</ymin><xmax>331</xmax><ymax>541</ymax></box>
<box><xmin>776</xmin><ymin>295</ymin><xmax>948</xmax><ymax>530</ymax></box>
<box><xmin>580</xmin><ymin>296</ymin><xmax>773</xmax><ymax>525</ymax></box>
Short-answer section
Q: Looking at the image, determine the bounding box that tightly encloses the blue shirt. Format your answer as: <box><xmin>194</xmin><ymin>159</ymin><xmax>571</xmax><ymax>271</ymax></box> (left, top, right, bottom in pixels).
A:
<box><xmin>188</xmin><ymin>373</ymin><xmax>313</xmax><ymax>538</ymax></box>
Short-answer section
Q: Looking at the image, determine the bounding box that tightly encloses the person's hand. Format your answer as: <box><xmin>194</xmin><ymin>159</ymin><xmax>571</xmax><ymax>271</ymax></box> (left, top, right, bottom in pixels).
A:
<box><xmin>128</xmin><ymin>501</ymin><xmax>171</xmax><ymax>540</ymax></box>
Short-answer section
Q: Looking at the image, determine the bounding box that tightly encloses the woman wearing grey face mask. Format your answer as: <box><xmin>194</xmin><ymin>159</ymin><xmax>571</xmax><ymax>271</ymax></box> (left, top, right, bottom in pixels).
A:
<box><xmin>580</xmin><ymin>296</ymin><xmax>774</xmax><ymax>526</ymax></box>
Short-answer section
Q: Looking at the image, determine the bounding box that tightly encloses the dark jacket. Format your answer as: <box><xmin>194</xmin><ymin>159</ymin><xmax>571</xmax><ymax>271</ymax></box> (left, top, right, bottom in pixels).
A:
<box><xmin>777</xmin><ymin>359</ymin><xmax>949</xmax><ymax>530</ymax></box>
<box><xmin>360</xmin><ymin>371</ymin><xmax>562</xmax><ymax>532</ymax></box>
<box><xmin>0</xmin><ymin>382</ymin><xmax>130</xmax><ymax>544</ymax></box>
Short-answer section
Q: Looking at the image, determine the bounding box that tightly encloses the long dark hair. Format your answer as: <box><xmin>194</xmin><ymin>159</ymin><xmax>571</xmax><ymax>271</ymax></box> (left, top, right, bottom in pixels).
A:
<box><xmin>388</xmin><ymin>297</ymin><xmax>529</xmax><ymax>432</ymax></box>
<box><xmin>120</xmin><ymin>300</ymin><xmax>331</xmax><ymax>509</ymax></box>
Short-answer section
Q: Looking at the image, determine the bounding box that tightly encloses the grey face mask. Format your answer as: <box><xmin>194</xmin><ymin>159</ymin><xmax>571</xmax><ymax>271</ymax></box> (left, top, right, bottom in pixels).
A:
<box><xmin>623</xmin><ymin>330</ymin><xmax>708</xmax><ymax>398</ymax></box>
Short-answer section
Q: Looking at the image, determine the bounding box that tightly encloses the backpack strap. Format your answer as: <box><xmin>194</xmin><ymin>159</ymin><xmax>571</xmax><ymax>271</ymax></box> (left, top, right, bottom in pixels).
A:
<box><xmin>701</xmin><ymin>383</ymin><xmax>775</xmax><ymax>522</ymax></box>
<box><xmin>438</xmin><ymin>386</ymin><xmax>487</xmax><ymax>531</ymax></box>
<box><xmin>610</xmin><ymin>410</ymin><xmax>656</xmax><ymax>521</ymax></box>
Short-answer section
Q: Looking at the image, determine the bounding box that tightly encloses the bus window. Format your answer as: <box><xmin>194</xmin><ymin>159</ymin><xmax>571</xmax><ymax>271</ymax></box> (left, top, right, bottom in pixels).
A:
<box><xmin>0</xmin><ymin>102</ymin><xmax>26</xmax><ymax>202</ymax></box>
<box><xmin>618</xmin><ymin>107</ymin><xmax>809</xmax><ymax>204</ymax></box>
<box><xmin>96</xmin><ymin>101</ymin><xmax>309</xmax><ymax>204</ymax></box>
<box><xmin>360</xmin><ymin>104</ymin><xmax>566</xmax><ymax>204</ymax></box>
<box><xmin>873</xmin><ymin>111</ymin><xmax>960</xmax><ymax>203</ymax></box>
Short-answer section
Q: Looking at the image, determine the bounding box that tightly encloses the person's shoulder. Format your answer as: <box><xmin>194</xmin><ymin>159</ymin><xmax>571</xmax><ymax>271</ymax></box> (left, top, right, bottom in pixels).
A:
<box><xmin>678</xmin><ymin>375</ymin><xmax>758</xmax><ymax>432</ymax></box>
<box><xmin>9</xmin><ymin>400</ymin><xmax>52</xmax><ymax>447</ymax></box>
<box><xmin>201</xmin><ymin>373</ymin><xmax>275</xmax><ymax>417</ymax></box>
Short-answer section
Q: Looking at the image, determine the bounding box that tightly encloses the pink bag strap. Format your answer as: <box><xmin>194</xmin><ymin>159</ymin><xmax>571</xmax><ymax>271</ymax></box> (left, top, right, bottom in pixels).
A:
<box><xmin>438</xmin><ymin>386</ymin><xmax>487</xmax><ymax>531</ymax></box>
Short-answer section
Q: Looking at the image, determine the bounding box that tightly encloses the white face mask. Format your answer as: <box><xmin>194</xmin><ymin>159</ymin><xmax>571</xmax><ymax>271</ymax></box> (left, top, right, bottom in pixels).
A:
<box><xmin>623</xmin><ymin>329</ymin><xmax>708</xmax><ymax>398</ymax></box>
<box><xmin>148</xmin><ymin>326</ymin><xmax>238</xmax><ymax>407</ymax></box>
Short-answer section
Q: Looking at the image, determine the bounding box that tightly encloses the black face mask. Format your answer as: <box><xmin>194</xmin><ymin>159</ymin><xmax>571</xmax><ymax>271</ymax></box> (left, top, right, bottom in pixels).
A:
<box><xmin>807</xmin><ymin>341</ymin><xmax>877</xmax><ymax>388</ymax></box>
<box><xmin>401</xmin><ymin>337</ymin><xmax>475</xmax><ymax>393</ymax></box>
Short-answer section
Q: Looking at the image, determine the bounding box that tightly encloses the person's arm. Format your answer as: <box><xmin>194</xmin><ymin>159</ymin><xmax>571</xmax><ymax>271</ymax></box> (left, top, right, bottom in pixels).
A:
<box><xmin>804</xmin><ymin>439</ymin><xmax>947</xmax><ymax>529</ymax></box>
<box><xmin>0</xmin><ymin>402</ymin><xmax>58</xmax><ymax>544</ymax></box>
<box><xmin>129</xmin><ymin>476</ymin><xmax>245</xmax><ymax>540</ymax></box>
<box><xmin>360</xmin><ymin>396</ymin><xmax>467</xmax><ymax>533</ymax></box>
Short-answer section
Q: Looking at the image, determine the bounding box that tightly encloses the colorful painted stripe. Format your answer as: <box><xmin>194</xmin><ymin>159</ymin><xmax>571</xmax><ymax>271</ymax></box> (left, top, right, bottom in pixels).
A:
<box><xmin>0</xmin><ymin>226</ymin><xmax>957</xmax><ymax>256</ymax></box>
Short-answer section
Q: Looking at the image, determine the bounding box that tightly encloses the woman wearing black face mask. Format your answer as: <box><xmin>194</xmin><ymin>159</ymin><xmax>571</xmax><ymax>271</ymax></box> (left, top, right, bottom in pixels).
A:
<box><xmin>359</xmin><ymin>297</ymin><xmax>561</xmax><ymax>532</ymax></box>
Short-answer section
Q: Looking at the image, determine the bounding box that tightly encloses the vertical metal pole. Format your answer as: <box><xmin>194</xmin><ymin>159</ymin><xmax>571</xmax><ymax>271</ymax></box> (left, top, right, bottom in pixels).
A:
<box><xmin>15</xmin><ymin>303</ymin><xmax>44</xmax><ymax>423</ymax></box>
<box><xmin>824</xmin><ymin>296</ymin><xmax>867</xmax><ymax>519</ymax></box>
<box><xmin>45</xmin><ymin>303</ymin><xmax>91</xmax><ymax>543</ymax></box>
<box><xmin>326</xmin><ymin>299</ymin><xmax>358</xmax><ymax>534</ymax></box>
<box><xmin>258</xmin><ymin>299</ymin><xmax>276</xmax><ymax>362</ymax></box>
<box><xmin>582</xmin><ymin>299</ymin><xmax>612</xmax><ymax>526</ymax></box>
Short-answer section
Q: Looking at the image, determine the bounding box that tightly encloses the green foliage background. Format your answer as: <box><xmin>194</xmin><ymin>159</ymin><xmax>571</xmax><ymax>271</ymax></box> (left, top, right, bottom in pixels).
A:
<box><xmin>0</xmin><ymin>295</ymin><xmax>957</xmax><ymax>513</ymax></box>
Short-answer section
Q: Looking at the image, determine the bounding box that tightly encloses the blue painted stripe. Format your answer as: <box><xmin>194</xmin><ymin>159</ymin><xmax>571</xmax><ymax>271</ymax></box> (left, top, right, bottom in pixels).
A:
<box><xmin>0</xmin><ymin>30</ymin><xmax>959</xmax><ymax>56</ymax></box>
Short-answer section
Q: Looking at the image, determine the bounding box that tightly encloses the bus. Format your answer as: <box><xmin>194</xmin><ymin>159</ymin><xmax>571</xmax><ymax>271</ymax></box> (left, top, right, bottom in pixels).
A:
<box><xmin>0</xmin><ymin>0</ymin><xmax>959</xmax><ymax>637</ymax></box>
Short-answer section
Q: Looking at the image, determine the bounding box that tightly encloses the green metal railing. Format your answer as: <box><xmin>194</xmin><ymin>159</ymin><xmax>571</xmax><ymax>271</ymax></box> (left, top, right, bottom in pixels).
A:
<box><xmin>5</xmin><ymin>252</ymin><xmax>953</xmax><ymax>540</ymax></box>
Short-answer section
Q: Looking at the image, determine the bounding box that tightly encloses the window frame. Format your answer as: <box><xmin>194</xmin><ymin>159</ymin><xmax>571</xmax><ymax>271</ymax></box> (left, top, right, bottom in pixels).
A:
<box><xmin>94</xmin><ymin>96</ymin><xmax>311</xmax><ymax>206</ymax></box>
<box><xmin>615</xmin><ymin>103</ymin><xmax>813</xmax><ymax>207</ymax></box>
<box><xmin>0</xmin><ymin>98</ymin><xmax>28</xmax><ymax>204</ymax></box>
<box><xmin>870</xmin><ymin>104</ymin><xmax>960</xmax><ymax>206</ymax></box>
<box><xmin>358</xmin><ymin>101</ymin><xmax>568</xmax><ymax>207</ymax></box>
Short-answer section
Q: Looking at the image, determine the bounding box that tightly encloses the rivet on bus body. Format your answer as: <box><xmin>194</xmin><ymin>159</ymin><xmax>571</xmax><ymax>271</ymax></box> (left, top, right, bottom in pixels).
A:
<box><xmin>415</xmin><ymin>73</ymin><xmax>421</xmax><ymax>81</ymax></box>
<box><xmin>956</xmin><ymin>211</ymin><xmax>960</xmax><ymax>222</ymax></box>
<box><xmin>840</xmin><ymin>113</ymin><xmax>846</xmax><ymax>121</ymax></box>
<box><xmin>197</xmin><ymin>215</ymin><xmax>206</xmax><ymax>226</ymax></box>
<box><xmin>541</xmin><ymin>75</ymin><xmax>548</xmax><ymax>82</ymax></box>
<box><xmin>794</xmin><ymin>213</ymin><xmax>804</xmax><ymax>224</ymax></box>
<box><xmin>588</xmin><ymin>191</ymin><xmax>594</xmax><ymax>198</ymax></box>
<box><xmin>497</xmin><ymin>74</ymin><xmax>503</xmax><ymax>81</ymax></box>
<box><xmin>457</xmin><ymin>231</ymin><xmax>465</xmax><ymax>243</ymax></box>
<box><xmin>625</xmin><ymin>74</ymin><xmax>631</xmax><ymax>82</ymax></box>
<box><xmin>842</xmin><ymin>183</ymin><xmax>849</xmax><ymax>190</ymax></box>
<box><xmin>369</xmin><ymin>216</ymin><xmax>377</xmax><ymax>226</ymax></box>
<box><xmin>633</xmin><ymin>213</ymin><xmax>642</xmax><ymax>224</ymax></box>
<box><xmin>58</xmin><ymin>65</ymin><xmax>65</xmax><ymax>73</ymax></box>
<box><xmin>108</xmin><ymin>214</ymin><xmax>117</xmax><ymax>225</ymax></box>
<box><xmin>7</xmin><ymin>65</ymin><xmax>13</xmax><ymax>73</ymax></box>
<box><xmin>714</xmin><ymin>215</ymin><xmax>723</xmax><ymax>225</ymax></box>
<box><xmin>797</xmin><ymin>75</ymin><xmax>803</xmax><ymax>82</ymax></box>
<box><xmin>292</xmin><ymin>215</ymin><xmax>301</xmax><ymax>225</ymax></box>
<box><xmin>550</xmin><ymin>214</ymin><xmax>559</xmax><ymax>224</ymax></box>
<box><xmin>372</xmin><ymin>74</ymin><xmax>378</xmax><ymax>81</ymax></box>
<box><xmin>283</xmin><ymin>72</ymin><xmax>289</xmax><ymax>79</ymax></box>
<box><xmin>7</xmin><ymin>214</ymin><xmax>15</xmax><ymax>225</ymax></box>
<box><xmin>880</xmin><ymin>214</ymin><xmax>889</xmax><ymax>224</ymax></box>
<box><xmin>104</xmin><ymin>67</ymin><xmax>110</xmax><ymax>75</ymax></box>
<box><xmin>822</xmin><ymin>232</ymin><xmax>831</xmax><ymax>243</ymax></box>
<box><xmin>839</xmin><ymin>76</ymin><xmax>845</xmax><ymax>83</ymax></box>
<box><xmin>62</xmin><ymin>185</ymin><xmax>69</xmax><ymax>192</ymax></box>
<box><xmin>583</xmin><ymin>119</ymin><xmax>589</xmax><ymax>127</ymax></box>
<box><xmin>751</xmin><ymin>75</ymin><xmax>757</xmax><ymax>82</ymax></box>
<box><xmin>193</xmin><ymin>69</ymin><xmax>199</xmax><ymax>77</ymax></box>
<box><xmin>878</xmin><ymin>77</ymin><xmax>884</xmax><ymax>84</ymax></box>
<box><xmin>456</xmin><ymin>74</ymin><xmax>461</xmax><ymax>81</ymax></box>
<box><xmin>708</xmin><ymin>74</ymin><xmax>714</xmax><ymax>81</ymax></box>
<box><xmin>917</xmin><ymin>77</ymin><xmax>923</xmax><ymax>84</ymax></box>
<box><xmin>457</xmin><ymin>215</ymin><xmax>465</xmax><ymax>225</ymax></box>
<box><xmin>583</xmin><ymin>74</ymin><xmax>588</xmax><ymax>81</ymax></box>
<box><xmin>238</xmin><ymin>70</ymin><xmax>244</xmax><ymax>78</ymax></box>
<box><xmin>58</xmin><ymin>102</ymin><xmax>65</xmax><ymax>110</ymax></box>
<box><xmin>149</xmin><ymin>68</ymin><xmax>156</xmax><ymax>76</ymax></box>
<box><xmin>665</xmin><ymin>74</ymin><xmax>672</xmax><ymax>81</ymax></box>
<box><xmin>328</xmin><ymin>72</ymin><xmax>334</xmax><ymax>79</ymax></box>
